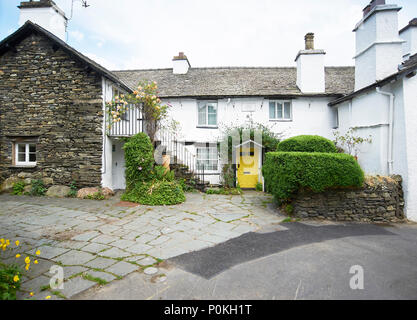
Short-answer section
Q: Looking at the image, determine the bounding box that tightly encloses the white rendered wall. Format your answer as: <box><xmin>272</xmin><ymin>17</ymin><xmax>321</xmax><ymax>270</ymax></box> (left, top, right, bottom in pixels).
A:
<box><xmin>19</xmin><ymin>7</ymin><xmax>67</xmax><ymax>41</ymax></box>
<box><xmin>335</xmin><ymin>90</ymin><xmax>390</xmax><ymax>175</ymax></box>
<box><xmin>401</xmin><ymin>75</ymin><xmax>417</xmax><ymax>222</ymax></box>
<box><xmin>296</xmin><ymin>53</ymin><xmax>325</xmax><ymax>93</ymax></box>
<box><xmin>101</xmin><ymin>79</ymin><xmax>114</xmax><ymax>189</ymax></box>
<box><xmin>354</xmin><ymin>7</ymin><xmax>404</xmax><ymax>90</ymax></box>
<box><xmin>400</xmin><ymin>27</ymin><xmax>417</xmax><ymax>60</ymax></box>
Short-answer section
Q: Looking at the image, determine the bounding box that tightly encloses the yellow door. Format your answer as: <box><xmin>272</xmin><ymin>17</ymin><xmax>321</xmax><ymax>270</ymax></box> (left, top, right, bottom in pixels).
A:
<box><xmin>237</xmin><ymin>147</ymin><xmax>259</xmax><ymax>188</ymax></box>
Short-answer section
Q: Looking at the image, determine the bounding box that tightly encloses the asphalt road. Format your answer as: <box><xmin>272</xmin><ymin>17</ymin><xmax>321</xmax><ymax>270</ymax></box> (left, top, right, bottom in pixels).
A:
<box><xmin>77</xmin><ymin>221</ymin><xmax>417</xmax><ymax>300</ymax></box>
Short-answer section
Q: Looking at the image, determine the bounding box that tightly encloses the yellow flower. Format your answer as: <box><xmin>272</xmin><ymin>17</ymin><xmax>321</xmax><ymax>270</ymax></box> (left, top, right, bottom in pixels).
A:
<box><xmin>25</xmin><ymin>257</ymin><xmax>31</xmax><ymax>264</ymax></box>
<box><xmin>36</xmin><ymin>250</ymin><xmax>41</xmax><ymax>256</ymax></box>
<box><xmin>30</xmin><ymin>292</ymin><xmax>34</xmax><ymax>297</ymax></box>
<box><xmin>16</xmin><ymin>254</ymin><xmax>21</xmax><ymax>258</ymax></box>
<box><xmin>0</xmin><ymin>238</ymin><xmax>4</xmax><ymax>244</ymax></box>
<box><xmin>15</xmin><ymin>240</ymin><xmax>20</xmax><ymax>246</ymax></box>
<box><xmin>45</xmin><ymin>296</ymin><xmax>51</xmax><ymax>300</ymax></box>
<box><xmin>25</xmin><ymin>264</ymin><xmax>30</xmax><ymax>271</ymax></box>
<box><xmin>2</xmin><ymin>245</ymin><xmax>6</xmax><ymax>251</ymax></box>
<box><xmin>5</xmin><ymin>239</ymin><xmax>10</xmax><ymax>245</ymax></box>
<box><xmin>13</xmin><ymin>275</ymin><xmax>19</xmax><ymax>282</ymax></box>
<box><xmin>34</xmin><ymin>260</ymin><xmax>38</xmax><ymax>265</ymax></box>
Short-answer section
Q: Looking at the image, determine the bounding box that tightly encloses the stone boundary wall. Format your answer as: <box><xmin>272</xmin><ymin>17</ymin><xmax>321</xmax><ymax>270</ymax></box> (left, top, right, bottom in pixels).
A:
<box><xmin>292</xmin><ymin>175</ymin><xmax>405</xmax><ymax>223</ymax></box>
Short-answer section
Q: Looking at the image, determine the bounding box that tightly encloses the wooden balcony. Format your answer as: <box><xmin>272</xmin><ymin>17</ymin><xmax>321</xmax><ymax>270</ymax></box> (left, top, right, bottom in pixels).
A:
<box><xmin>107</xmin><ymin>104</ymin><xmax>143</xmax><ymax>137</ymax></box>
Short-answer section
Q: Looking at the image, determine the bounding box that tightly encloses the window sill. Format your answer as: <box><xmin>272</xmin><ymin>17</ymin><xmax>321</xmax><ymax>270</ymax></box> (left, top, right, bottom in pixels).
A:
<box><xmin>269</xmin><ymin>119</ymin><xmax>293</xmax><ymax>122</ymax></box>
<box><xmin>9</xmin><ymin>165</ymin><xmax>37</xmax><ymax>169</ymax></box>
<box><xmin>196</xmin><ymin>126</ymin><xmax>218</xmax><ymax>129</ymax></box>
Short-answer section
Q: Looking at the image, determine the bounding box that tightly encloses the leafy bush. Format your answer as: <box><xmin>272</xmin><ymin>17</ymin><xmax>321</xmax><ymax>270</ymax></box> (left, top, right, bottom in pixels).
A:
<box><xmin>30</xmin><ymin>179</ymin><xmax>47</xmax><ymax>196</ymax></box>
<box><xmin>0</xmin><ymin>263</ymin><xmax>21</xmax><ymax>300</ymax></box>
<box><xmin>177</xmin><ymin>178</ymin><xmax>195</xmax><ymax>192</ymax></box>
<box><xmin>221</xmin><ymin>164</ymin><xmax>236</xmax><ymax>188</ymax></box>
<box><xmin>277</xmin><ymin>135</ymin><xmax>338</xmax><ymax>153</ymax></box>
<box><xmin>123</xmin><ymin>133</ymin><xmax>155</xmax><ymax>191</ymax></box>
<box><xmin>121</xmin><ymin>181</ymin><xmax>185</xmax><ymax>206</ymax></box>
<box><xmin>262</xmin><ymin>152</ymin><xmax>364</xmax><ymax>202</ymax></box>
<box><xmin>153</xmin><ymin>165</ymin><xmax>175</xmax><ymax>182</ymax></box>
<box><xmin>12</xmin><ymin>182</ymin><xmax>25</xmax><ymax>196</ymax></box>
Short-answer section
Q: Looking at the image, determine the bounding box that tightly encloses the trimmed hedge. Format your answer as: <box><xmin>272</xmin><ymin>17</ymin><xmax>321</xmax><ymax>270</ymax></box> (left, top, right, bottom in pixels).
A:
<box><xmin>277</xmin><ymin>135</ymin><xmax>338</xmax><ymax>153</ymax></box>
<box><xmin>262</xmin><ymin>152</ymin><xmax>364</xmax><ymax>201</ymax></box>
<box><xmin>121</xmin><ymin>181</ymin><xmax>185</xmax><ymax>206</ymax></box>
<box><xmin>123</xmin><ymin>133</ymin><xmax>154</xmax><ymax>191</ymax></box>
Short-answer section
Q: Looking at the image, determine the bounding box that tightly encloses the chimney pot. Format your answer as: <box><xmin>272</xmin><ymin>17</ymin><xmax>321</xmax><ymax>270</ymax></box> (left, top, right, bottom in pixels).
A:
<box><xmin>305</xmin><ymin>33</ymin><xmax>314</xmax><ymax>50</ymax></box>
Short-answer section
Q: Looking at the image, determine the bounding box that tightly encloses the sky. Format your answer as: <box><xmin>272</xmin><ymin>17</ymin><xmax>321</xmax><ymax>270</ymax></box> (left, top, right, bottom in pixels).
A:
<box><xmin>0</xmin><ymin>0</ymin><xmax>416</xmax><ymax>71</ymax></box>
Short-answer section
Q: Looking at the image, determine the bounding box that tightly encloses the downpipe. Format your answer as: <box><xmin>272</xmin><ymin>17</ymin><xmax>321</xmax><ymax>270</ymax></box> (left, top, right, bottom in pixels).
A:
<box><xmin>376</xmin><ymin>87</ymin><xmax>394</xmax><ymax>175</ymax></box>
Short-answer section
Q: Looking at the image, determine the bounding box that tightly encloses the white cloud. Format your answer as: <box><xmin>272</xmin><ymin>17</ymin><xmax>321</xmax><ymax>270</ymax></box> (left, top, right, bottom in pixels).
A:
<box><xmin>53</xmin><ymin>0</ymin><xmax>415</xmax><ymax>70</ymax></box>
<box><xmin>85</xmin><ymin>52</ymin><xmax>119</xmax><ymax>71</ymax></box>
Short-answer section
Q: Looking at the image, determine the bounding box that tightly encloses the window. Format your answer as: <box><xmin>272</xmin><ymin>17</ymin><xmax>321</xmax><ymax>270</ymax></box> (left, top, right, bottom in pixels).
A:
<box><xmin>198</xmin><ymin>101</ymin><xmax>218</xmax><ymax>127</ymax></box>
<box><xmin>15</xmin><ymin>143</ymin><xmax>37</xmax><ymax>166</ymax></box>
<box><xmin>269</xmin><ymin>101</ymin><xmax>292</xmax><ymax>120</ymax></box>
<box><xmin>196</xmin><ymin>147</ymin><xmax>218</xmax><ymax>171</ymax></box>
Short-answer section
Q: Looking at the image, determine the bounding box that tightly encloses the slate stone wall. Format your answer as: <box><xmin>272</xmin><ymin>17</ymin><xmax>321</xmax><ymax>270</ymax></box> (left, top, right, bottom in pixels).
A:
<box><xmin>292</xmin><ymin>175</ymin><xmax>405</xmax><ymax>223</ymax></box>
<box><xmin>0</xmin><ymin>33</ymin><xmax>103</xmax><ymax>187</ymax></box>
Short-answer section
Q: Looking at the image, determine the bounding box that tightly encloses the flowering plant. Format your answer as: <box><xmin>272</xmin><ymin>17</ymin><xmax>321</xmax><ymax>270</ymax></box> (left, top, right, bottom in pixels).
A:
<box><xmin>0</xmin><ymin>238</ymin><xmax>43</xmax><ymax>300</ymax></box>
<box><xmin>333</xmin><ymin>128</ymin><xmax>372</xmax><ymax>157</ymax></box>
<box><xmin>106</xmin><ymin>81</ymin><xmax>170</xmax><ymax>143</ymax></box>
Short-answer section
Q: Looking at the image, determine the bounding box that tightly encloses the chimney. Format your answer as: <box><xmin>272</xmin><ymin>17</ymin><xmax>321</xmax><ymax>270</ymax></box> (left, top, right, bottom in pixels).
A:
<box><xmin>353</xmin><ymin>1</ymin><xmax>404</xmax><ymax>90</ymax></box>
<box><xmin>295</xmin><ymin>33</ymin><xmax>326</xmax><ymax>93</ymax></box>
<box><xmin>400</xmin><ymin>18</ymin><xmax>417</xmax><ymax>61</ymax></box>
<box><xmin>18</xmin><ymin>0</ymin><xmax>68</xmax><ymax>41</ymax></box>
<box><xmin>172</xmin><ymin>52</ymin><xmax>191</xmax><ymax>74</ymax></box>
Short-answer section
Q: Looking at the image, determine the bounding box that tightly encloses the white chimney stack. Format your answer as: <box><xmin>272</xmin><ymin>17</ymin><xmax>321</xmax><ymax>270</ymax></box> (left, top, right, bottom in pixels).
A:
<box><xmin>18</xmin><ymin>0</ymin><xmax>68</xmax><ymax>41</ymax></box>
<box><xmin>400</xmin><ymin>18</ymin><xmax>417</xmax><ymax>61</ymax></box>
<box><xmin>172</xmin><ymin>52</ymin><xmax>191</xmax><ymax>74</ymax></box>
<box><xmin>295</xmin><ymin>33</ymin><xmax>326</xmax><ymax>93</ymax></box>
<box><xmin>353</xmin><ymin>0</ymin><xmax>404</xmax><ymax>90</ymax></box>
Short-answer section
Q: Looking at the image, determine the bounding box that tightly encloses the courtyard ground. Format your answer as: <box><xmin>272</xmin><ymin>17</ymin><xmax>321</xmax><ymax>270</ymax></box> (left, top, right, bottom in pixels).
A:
<box><xmin>0</xmin><ymin>191</ymin><xmax>283</xmax><ymax>300</ymax></box>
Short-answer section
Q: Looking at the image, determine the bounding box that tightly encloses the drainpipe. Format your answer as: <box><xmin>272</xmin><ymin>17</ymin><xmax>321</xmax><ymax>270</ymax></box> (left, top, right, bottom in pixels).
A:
<box><xmin>376</xmin><ymin>87</ymin><xmax>394</xmax><ymax>175</ymax></box>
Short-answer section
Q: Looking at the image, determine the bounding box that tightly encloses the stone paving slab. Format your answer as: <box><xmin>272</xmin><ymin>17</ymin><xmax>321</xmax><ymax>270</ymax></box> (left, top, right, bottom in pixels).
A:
<box><xmin>0</xmin><ymin>191</ymin><xmax>284</xmax><ymax>300</ymax></box>
<box><xmin>105</xmin><ymin>261</ymin><xmax>138</xmax><ymax>277</ymax></box>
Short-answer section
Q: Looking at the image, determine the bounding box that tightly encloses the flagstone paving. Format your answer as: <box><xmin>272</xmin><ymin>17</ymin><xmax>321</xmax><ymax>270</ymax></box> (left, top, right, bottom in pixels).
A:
<box><xmin>0</xmin><ymin>191</ymin><xmax>284</xmax><ymax>300</ymax></box>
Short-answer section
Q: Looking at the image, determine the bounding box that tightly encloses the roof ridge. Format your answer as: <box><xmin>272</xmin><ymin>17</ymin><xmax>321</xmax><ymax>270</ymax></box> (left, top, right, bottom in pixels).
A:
<box><xmin>113</xmin><ymin>65</ymin><xmax>353</xmax><ymax>73</ymax></box>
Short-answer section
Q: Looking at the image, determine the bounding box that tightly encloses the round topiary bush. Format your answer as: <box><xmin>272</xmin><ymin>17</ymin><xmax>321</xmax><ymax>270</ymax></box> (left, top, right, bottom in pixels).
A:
<box><xmin>121</xmin><ymin>181</ymin><xmax>186</xmax><ymax>206</ymax></box>
<box><xmin>277</xmin><ymin>135</ymin><xmax>338</xmax><ymax>153</ymax></box>
<box><xmin>123</xmin><ymin>133</ymin><xmax>155</xmax><ymax>191</ymax></box>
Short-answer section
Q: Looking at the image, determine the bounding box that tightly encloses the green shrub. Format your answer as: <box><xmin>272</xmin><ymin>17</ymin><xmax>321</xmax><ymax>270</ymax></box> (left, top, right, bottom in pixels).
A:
<box><xmin>277</xmin><ymin>135</ymin><xmax>338</xmax><ymax>153</ymax></box>
<box><xmin>177</xmin><ymin>178</ymin><xmax>195</xmax><ymax>192</ymax></box>
<box><xmin>262</xmin><ymin>152</ymin><xmax>364</xmax><ymax>202</ymax></box>
<box><xmin>284</xmin><ymin>204</ymin><xmax>294</xmax><ymax>215</ymax></box>
<box><xmin>121</xmin><ymin>181</ymin><xmax>185</xmax><ymax>206</ymax></box>
<box><xmin>123</xmin><ymin>133</ymin><xmax>155</xmax><ymax>191</ymax></box>
<box><xmin>30</xmin><ymin>179</ymin><xmax>47</xmax><ymax>196</ymax></box>
<box><xmin>0</xmin><ymin>263</ymin><xmax>21</xmax><ymax>300</ymax></box>
<box><xmin>12</xmin><ymin>182</ymin><xmax>25</xmax><ymax>196</ymax></box>
<box><xmin>153</xmin><ymin>165</ymin><xmax>175</xmax><ymax>182</ymax></box>
<box><xmin>255</xmin><ymin>182</ymin><xmax>263</xmax><ymax>192</ymax></box>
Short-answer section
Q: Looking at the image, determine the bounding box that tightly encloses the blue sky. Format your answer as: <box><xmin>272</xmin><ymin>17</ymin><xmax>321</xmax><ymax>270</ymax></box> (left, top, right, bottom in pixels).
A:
<box><xmin>1</xmin><ymin>0</ymin><xmax>416</xmax><ymax>70</ymax></box>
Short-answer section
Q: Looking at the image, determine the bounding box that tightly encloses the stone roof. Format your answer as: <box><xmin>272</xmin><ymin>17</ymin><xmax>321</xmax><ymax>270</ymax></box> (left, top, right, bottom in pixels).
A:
<box><xmin>0</xmin><ymin>21</ymin><xmax>131</xmax><ymax>92</ymax></box>
<box><xmin>113</xmin><ymin>66</ymin><xmax>355</xmax><ymax>98</ymax></box>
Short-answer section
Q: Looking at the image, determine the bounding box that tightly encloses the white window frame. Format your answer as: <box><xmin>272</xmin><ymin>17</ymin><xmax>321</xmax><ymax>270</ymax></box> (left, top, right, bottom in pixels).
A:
<box><xmin>197</xmin><ymin>101</ymin><xmax>218</xmax><ymax>127</ymax></box>
<box><xmin>196</xmin><ymin>147</ymin><xmax>219</xmax><ymax>171</ymax></box>
<box><xmin>15</xmin><ymin>143</ymin><xmax>37</xmax><ymax>166</ymax></box>
<box><xmin>269</xmin><ymin>100</ymin><xmax>292</xmax><ymax>121</ymax></box>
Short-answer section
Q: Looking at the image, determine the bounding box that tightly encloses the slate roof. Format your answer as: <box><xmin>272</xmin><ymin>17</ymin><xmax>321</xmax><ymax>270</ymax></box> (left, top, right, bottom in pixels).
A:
<box><xmin>113</xmin><ymin>66</ymin><xmax>355</xmax><ymax>99</ymax></box>
<box><xmin>0</xmin><ymin>21</ymin><xmax>131</xmax><ymax>92</ymax></box>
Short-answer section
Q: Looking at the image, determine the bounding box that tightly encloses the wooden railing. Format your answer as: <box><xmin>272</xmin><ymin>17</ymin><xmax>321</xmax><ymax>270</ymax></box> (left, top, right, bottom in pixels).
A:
<box><xmin>108</xmin><ymin>104</ymin><xmax>143</xmax><ymax>137</ymax></box>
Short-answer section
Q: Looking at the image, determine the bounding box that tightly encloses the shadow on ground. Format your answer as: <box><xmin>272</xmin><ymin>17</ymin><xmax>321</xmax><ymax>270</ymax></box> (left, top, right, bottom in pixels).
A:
<box><xmin>168</xmin><ymin>222</ymin><xmax>395</xmax><ymax>279</ymax></box>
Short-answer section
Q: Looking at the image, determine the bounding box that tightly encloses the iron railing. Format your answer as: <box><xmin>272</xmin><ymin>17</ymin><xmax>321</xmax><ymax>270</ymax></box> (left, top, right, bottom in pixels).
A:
<box><xmin>156</xmin><ymin>130</ymin><xmax>206</xmax><ymax>184</ymax></box>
